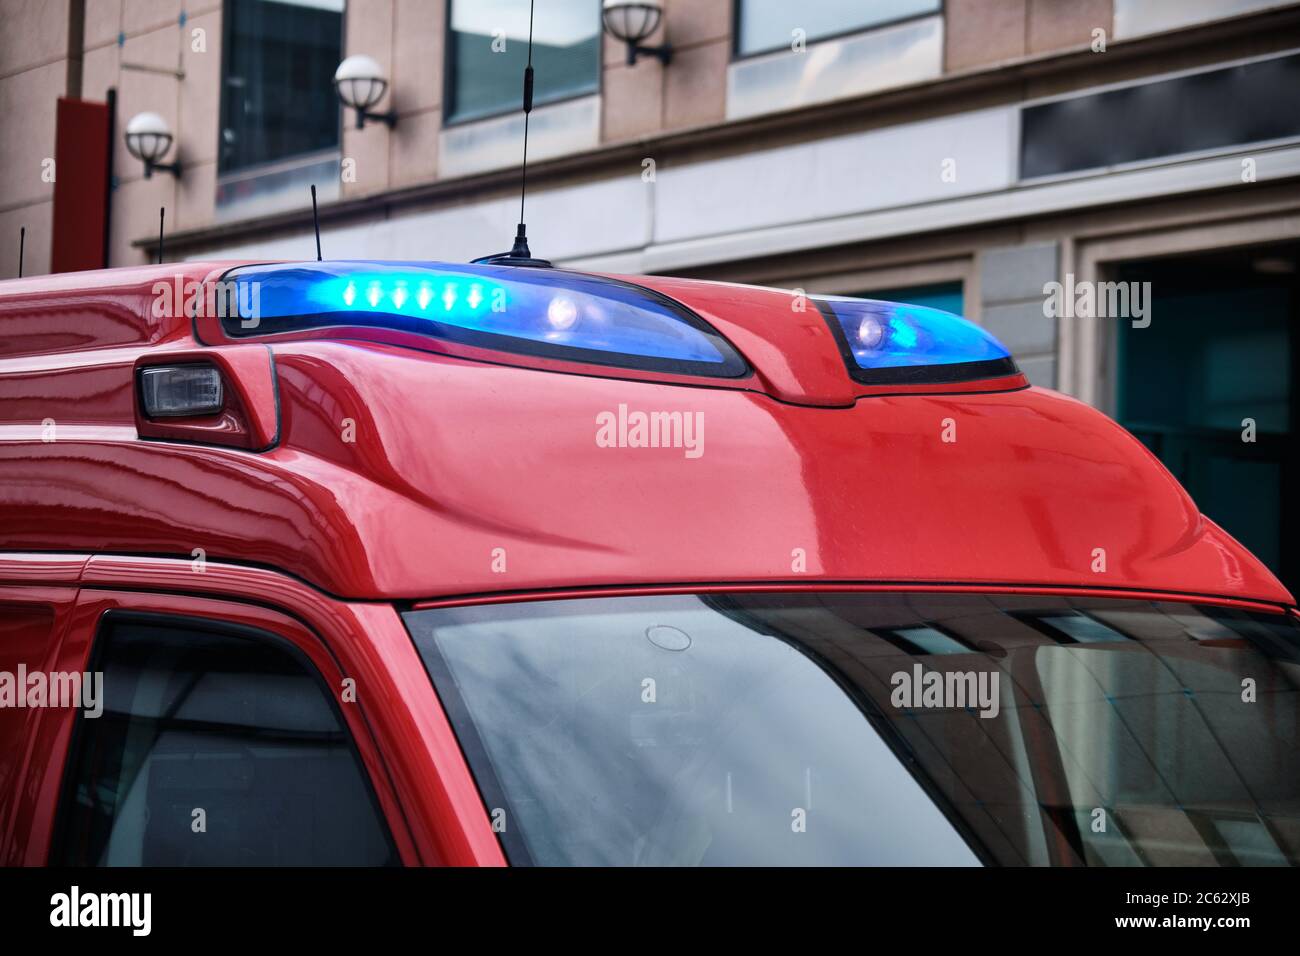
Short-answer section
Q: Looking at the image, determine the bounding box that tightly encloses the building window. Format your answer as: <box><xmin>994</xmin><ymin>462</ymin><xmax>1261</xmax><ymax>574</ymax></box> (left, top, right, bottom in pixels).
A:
<box><xmin>1020</xmin><ymin>53</ymin><xmax>1300</xmax><ymax>180</ymax></box>
<box><xmin>446</xmin><ymin>0</ymin><xmax>601</xmax><ymax>124</ymax></box>
<box><xmin>735</xmin><ymin>0</ymin><xmax>941</xmax><ymax>57</ymax></box>
<box><xmin>219</xmin><ymin>0</ymin><xmax>344</xmax><ymax>173</ymax></box>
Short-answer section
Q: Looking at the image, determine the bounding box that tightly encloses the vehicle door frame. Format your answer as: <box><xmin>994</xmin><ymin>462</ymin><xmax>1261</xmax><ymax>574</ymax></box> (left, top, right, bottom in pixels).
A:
<box><xmin>0</xmin><ymin>552</ymin><xmax>504</xmax><ymax>867</ymax></box>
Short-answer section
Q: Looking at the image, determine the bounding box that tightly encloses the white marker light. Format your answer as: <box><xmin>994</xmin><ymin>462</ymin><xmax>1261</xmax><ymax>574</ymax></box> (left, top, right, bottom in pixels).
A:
<box><xmin>140</xmin><ymin>365</ymin><xmax>224</xmax><ymax>418</ymax></box>
<box><xmin>547</xmin><ymin>296</ymin><xmax>578</xmax><ymax>331</ymax></box>
<box><xmin>857</xmin><ymin>316</ymin><xmax>885</xmax><ymax>349</ymax></box>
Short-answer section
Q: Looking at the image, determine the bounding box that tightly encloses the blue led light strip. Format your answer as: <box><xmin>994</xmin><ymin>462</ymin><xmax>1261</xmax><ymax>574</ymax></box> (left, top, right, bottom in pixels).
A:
<box><xmin>222</xmin><ymin>261</ymin><xmax>749</xmax><ymax>378</ymax></box>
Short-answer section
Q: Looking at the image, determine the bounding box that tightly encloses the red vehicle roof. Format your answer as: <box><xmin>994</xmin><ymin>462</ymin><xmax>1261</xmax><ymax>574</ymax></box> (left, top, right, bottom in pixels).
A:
<box><xmin>0</xmin><ymin>262</ymin><xmax>1291</xmax><ymax>606</ymax></box>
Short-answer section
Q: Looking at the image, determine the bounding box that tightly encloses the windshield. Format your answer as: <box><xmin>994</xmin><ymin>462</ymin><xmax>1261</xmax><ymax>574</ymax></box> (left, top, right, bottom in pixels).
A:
<box><xmin>403</xmin><ymin>592</ymin><xmax>1300</xmax><ymax>866</ymax></box>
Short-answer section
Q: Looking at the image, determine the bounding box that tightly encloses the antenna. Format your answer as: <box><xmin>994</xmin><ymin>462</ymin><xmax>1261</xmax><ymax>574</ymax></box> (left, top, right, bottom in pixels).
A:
<box><xmin>471</xmin><ymin>0</ymin><xmax>550</xmax><ymax>267</ymax></box>
<box><xmin>18</xmin><ymin>226</ymin><xmax>24</xmax><ymax>278</ymax></box>
<box><xmin>516</xmin><ymin>0</ymin><xmax>535</xmax><ymax>254</ymax></box>
<box><xmin>158</xmin><ymin>207</ymin><xmax>165</xmax><ymax>265</ymax></box>
<box><xmin>310</xmin><ymin>184</ymin><xmax>323</xmax><ymax>261</ymax></box>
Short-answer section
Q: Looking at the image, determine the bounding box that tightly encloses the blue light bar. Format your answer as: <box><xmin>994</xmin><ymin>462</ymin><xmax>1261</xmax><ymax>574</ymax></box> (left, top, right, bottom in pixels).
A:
<box><xmin>815</xmin><ymin>296</ymin><xmax>1018</xmax><ymax>385</ymax></box>
<box><xmin>222</xmin><ymin>262</ymin><xmax>748</xmax><ymax>378</ymax></box>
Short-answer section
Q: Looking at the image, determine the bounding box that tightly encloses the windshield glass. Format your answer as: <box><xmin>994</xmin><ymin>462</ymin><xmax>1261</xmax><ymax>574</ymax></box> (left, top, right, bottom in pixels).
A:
<box><xmin>403</xmin><ymin>592</ymin><xmax>1300</xmax><ymax>866</ymax></box>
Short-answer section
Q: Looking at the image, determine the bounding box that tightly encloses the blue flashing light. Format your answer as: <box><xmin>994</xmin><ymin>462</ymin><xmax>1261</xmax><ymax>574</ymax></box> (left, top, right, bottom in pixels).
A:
<box><xmin>224</xmin><ymin>261</ymin><xmax>748</xmax><ymax>377</ymax></box>
<box><xmin>310</xmin><ymin>273</ymin><xmax>502</xmax><ymax>321</ymax></box>
<box><xmin>816</xmin><ymin>296</ymin><xmax>1017</xmax><ymax>385</ymax></box>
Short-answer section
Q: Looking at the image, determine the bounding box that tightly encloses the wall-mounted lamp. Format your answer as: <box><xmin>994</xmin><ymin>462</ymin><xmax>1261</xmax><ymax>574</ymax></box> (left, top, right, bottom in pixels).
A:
<box><xmin>334</xmin><ymin>54</ymin><xmax>398</xmax><ymax>129</ymax></box>
<box><xmin>602</xmin><ymin>0</ymin><xmax>671</xmax><ymax>66</ymax></box>
<box><xmin>125</xmin><ymin>111</ymin><xmax>182</xmax><ymax>179</ymax></box>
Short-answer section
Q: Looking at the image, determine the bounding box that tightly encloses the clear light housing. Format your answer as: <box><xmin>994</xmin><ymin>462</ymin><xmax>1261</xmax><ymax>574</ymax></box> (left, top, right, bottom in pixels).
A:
<box><xmin>602</xmin><ymin>0</ymin><xmax>663</xmax><ymax>43</ymax></box>
<box><xmin>817</xmin><ymin>296</ymin><xmax>1018</xmax><ymax>385</ymax></box>
<box><xmin>140</xmin><ymin>365</ymin><xmax>224</xmax><ymax>418</ymax></box>
<box><xmin>222</xmin><ymin>261</ymin><xmax>748</xmax><ymax>378</ymax></box>
<box><xmin>547</xmin><ymin>296</ymin><xmax>578</xmax><ymax>331</ymax></box>
<box><xmin>124</xmin><ymin>111</ymin><xmax>174</xmax><ymax>163</ymax></box>
<box><xmin>333</xmin><ymin>54</ymin><xmax>388</xmax><ymax>110</ymax></box>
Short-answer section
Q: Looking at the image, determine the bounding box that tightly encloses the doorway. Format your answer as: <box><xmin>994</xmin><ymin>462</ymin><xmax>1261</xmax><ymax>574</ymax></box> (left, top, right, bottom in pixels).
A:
<box><xmin>1115</xmin><ymin>243</ymin><xmax>1298</xmax><ymax>597</ymax></box>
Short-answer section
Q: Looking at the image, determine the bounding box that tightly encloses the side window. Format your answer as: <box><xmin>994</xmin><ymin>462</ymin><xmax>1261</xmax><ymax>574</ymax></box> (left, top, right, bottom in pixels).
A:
<box><xmin>53</xmin><ymin>616</ymin><xmax>397</xmax><ymax>866</ymax></box>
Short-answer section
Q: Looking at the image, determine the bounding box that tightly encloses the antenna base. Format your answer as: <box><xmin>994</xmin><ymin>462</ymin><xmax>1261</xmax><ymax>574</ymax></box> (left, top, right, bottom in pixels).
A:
<box><xmin>470</xmin><ymin>251</ymin><xmax>554</xmax><ymax>268</ymax></box>
<box><xmin>472</xmin><ymin>224</ymin><xmax>552</xmax><ymax>268</ymax></box>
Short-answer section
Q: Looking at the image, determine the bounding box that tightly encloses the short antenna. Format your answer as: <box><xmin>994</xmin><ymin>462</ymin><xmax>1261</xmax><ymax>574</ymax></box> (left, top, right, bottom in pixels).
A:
<box><xmin>18</xmin><ymin>226</ymin><xmax>25</xmax><ymax>278</ymax></box>
<box><xmin>471</xmin><ymin>0</ymin><xmax>550</xmax><ymax>267</ymax></box>
<box><xmin>158</xmin><ymin>207</ymin><xmax>165</xmax><ymax>264</ymax></box>
<box><xmin>310</xmin><ymin>184</ymin><xmax>322</xmax><ymax>261</ymax></box>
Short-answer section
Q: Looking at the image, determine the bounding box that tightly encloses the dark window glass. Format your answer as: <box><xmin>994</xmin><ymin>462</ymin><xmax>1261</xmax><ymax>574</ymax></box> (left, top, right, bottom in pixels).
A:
<box><xmin>219</xmin><ymin>0</ymin><xmax>344</xmax><ymax>172</ymax></box>
<box><xmin>55</xmin><ymin>618</ymin><xmax>397</xmax><ymax>866</ymax></box>
<box><xmin>1117</xmin><ymin>245</ymin><xmax>1299</xmax><ymax>596</ymax></box>
<box><xmin>446</xmin><ymin>0</ymin><xmax>600</xmax><ymax>123</ymax></box>
<box><xmin>1020</xmin><ymin>53</ymin><xmax>1300</xmax><ymax>179</ymax></box>
<box><xmin>735</xmin><ymin>0</ymin><xmax>940</xmax><ymax>56</ymax></box>
<box><xmin>406</xmin><ymin>592</ymin><xmax>1300</xmax><ymax>867</ymax></box>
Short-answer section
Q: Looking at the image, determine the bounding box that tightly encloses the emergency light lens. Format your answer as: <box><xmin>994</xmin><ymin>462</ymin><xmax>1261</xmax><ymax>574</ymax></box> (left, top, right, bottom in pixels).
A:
<box><xmin>222</xmin><ymin>261</ymin><xmax>749</xmax><ymax>378</ymax></box>
<box><xmin>140</xmin><ymin>365</ymin><xmax>224</xmax><ymax>418</ymax></box>
<box><xmin>547</xmin><ymin>296</ymin><xmax>578</xmax><ymax>331</ymax></box>
<box><xmin>857</xmin><ymin>316</ymin><xmax>885</xmax><ymax>349</ymax></box>
<box><xmin>818</xmin><ymin>296</ymin><xmax>1018</xmax><ymax>385</ymax></box>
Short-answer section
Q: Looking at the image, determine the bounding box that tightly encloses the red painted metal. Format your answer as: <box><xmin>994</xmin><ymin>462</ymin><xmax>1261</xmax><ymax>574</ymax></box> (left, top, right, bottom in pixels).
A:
<box><xmin>133</xmin><ymin>345</ymin><xmax>279</xmax><ymax>449</ymax></box>
<box><xmin>0</xmin><ymin>582</ymin><xmax>78</xmax><ymax>862</ymax></box>
<box><xmin>0</xmin><ymin>262</ymin><xmax>1292</xmax><ymax>605</ymax></box>
<box><xmin>0</xmin><ymin>260</ymin><xmax>1294</xmax><ymax>866</ymax></box>
<box><xmin>0</xmin><ymin>553</ymin><xmax>505</xmax><ymax>867</ymax></box>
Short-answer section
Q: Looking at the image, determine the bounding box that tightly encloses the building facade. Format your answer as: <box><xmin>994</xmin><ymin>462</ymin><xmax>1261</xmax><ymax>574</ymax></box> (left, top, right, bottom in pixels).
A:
<box><xmin>2</xmin><ymin>0</ymin><xmax>1298</xmax><ymax>592</ymax></box>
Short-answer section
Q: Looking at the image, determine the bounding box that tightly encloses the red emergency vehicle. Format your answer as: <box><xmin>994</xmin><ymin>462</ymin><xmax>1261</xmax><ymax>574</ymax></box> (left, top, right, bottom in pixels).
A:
<box><xmin>1</xmin><ymin>260</ymin><xmax>1296</xmax><ymax>866</ymax></box>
